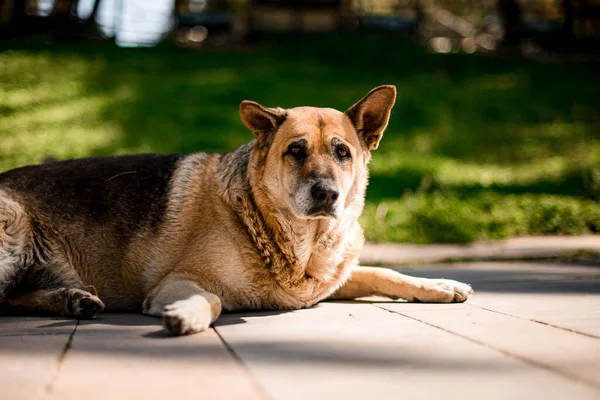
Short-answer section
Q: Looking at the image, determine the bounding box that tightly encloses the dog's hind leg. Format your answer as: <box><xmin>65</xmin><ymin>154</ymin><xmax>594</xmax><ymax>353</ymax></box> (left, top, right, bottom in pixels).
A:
<box><xmin>1</xmin><ymin>191</ymin><xmax>104</xmax><ymax>318</ymax></box>
<box><xmin>0</xmin><ymin>193</ymin><xmax>32</xmax><ymax>303</ymax></box>
<box><xmin>6</xmin><ymin>259</ymin><xmax>105</xmax><ymax>318</ymax></box>
<box><xmin>329</xmin><ymin>266</ymin><xmax>473</xmax><ymax>303</ymax></box>
<box><xmin>6</xmin><ymin>287</ymin><xmax>104</xmax><ymax>318</ymax></box>
<box><xmin>142</xmin><ymin>274</ymin><xmax>222</xmax><ymax>335</ymax></box>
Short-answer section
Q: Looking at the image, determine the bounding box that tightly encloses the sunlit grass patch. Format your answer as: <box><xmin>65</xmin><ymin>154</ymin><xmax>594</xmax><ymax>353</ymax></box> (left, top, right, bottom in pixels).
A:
<box><xmin>0</xmin><ymin>123</ymin><xmax>122</xmax><ymax>171</ymax></box>
<box><xmin>362</xmin><ymin>193</ymin><xmax>600</xmax><ymax>244</ymax></box>
<box><xmin>1</xmin><ymin>35</ymin><xmax>599</xmax><ymax>243</ymax></box>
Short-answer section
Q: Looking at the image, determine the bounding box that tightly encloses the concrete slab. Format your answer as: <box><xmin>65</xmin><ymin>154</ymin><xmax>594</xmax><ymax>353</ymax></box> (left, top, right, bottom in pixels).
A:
<box><xmin>0</xmin><ymin>316</ymin><xmax>76</xmax><ymax>336</ymax></box>
<box><xmin>360</xmin><ymin>235</ymin><xmax>600</xmax><ymax>265</ymax></box>
<box><xmin>393</xmin><ymin>261</ymin><xmax>600</xmax><ymax>292</ymax></box>
<box><xmin>0</xmin><ymin>317</ymin><xmax>75</xmax><ymax>400</ymax></box>
<box><xmin>392</xmin><ymin>262</ymin><xmax>600</xmax><ymax>337</ymax></box>
<box><xmin>214</xmin><ymin>302</ymin><xmax>600</xmax><ymax>400</ymax></box>
<box><xmin>378</xmin><ymin>302</ymin><xmax>600</xmax><ymax>387</ymax></box>
<box><xmin>1</xmin><ymin>261</ymin><xmax>599</xmax><ymax>400</ymax></box>
<box><xmin>46</xmin><ymin>314</ymin><xmax>266</xmax><ymax>400</ymax></box>
<box><xmin>471</xmin><ymin>293</ymin><xmax>600</xmax><ymax>338</ymax></box>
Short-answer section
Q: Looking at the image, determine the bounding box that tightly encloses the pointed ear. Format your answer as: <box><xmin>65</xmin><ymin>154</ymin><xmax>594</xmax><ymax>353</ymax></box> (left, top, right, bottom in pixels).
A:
<box><xmin>240</xmin><ymin>100</ymin><xmax>286</xmax><ymax>144</ymax></box>
<box><xmin>345</xmin><ymin>85</ymin><xmax>396</xmax><ymax>151</ymax></box>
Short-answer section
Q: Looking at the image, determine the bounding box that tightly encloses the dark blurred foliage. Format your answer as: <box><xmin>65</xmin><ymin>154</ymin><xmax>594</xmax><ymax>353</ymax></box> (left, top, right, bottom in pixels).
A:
<box><xmin>1</xmin><ymin>1</ymin><xmax>599</xmax><ymax>243</ymax></box>
<box><xmin>1</xmin><ymin>1</ymin><xmax>599</xmax><ymax>55</ymax></box>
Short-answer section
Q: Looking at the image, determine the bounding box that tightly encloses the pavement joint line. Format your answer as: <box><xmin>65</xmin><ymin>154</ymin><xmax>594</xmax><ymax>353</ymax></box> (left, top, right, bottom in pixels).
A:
<box><xmin>211</xmin><ymin>325</ymin><xmax>272</xmax><ymax>400</ymax></box>
<box><xmin>0</xmin><ymin>332</ymin><xmax>75</xmax><ymax>337</ymax></box>
<box><xmin>44</xmin><ymin>319</ymin><xmax>79</xmax><ymax>394</ymax></box>
<box><xmin>473</xmin><ymin>276</ymin><xmax>600</xmax><ymax>286</ymax></box>
<box><xmin>380</xmin><ymin>254</ymin><xmax>600</xmax><ymax>267</ymax></box>
<box><xmin>372</xmin><ymin>304</ymin><xmax>600</xmax><ymax>392</ymax></box>
<box><xmin>466</xmin><ymin>303</ymin><xmax>600</xmax><ymax>340</ymax></box>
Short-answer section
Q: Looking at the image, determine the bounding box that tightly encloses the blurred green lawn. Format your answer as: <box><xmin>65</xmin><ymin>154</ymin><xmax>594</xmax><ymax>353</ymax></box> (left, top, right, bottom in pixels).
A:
<box><xmin>1</xmin><ymin>34</ymin><xmax>599</xmax><ymax>243</ymax></box>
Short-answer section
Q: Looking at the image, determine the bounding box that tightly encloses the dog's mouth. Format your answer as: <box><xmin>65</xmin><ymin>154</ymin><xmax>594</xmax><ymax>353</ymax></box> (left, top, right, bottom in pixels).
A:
<box><xmin>306</xmin><ymin>205</ymin><xmax>338</xmax><ymax>219</ymax></box>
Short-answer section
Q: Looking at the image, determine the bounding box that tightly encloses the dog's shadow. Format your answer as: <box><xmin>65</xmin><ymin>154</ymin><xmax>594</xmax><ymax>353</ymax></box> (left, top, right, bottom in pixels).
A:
<box><xmin>3</xmin><ymin>300</ymin><xmax>405</xmax><ymax>338</ymax></box>
<box><xmin>143</xmin><ymin>309</ymin><xmax>293</xmax><ymax>338</ymax></box>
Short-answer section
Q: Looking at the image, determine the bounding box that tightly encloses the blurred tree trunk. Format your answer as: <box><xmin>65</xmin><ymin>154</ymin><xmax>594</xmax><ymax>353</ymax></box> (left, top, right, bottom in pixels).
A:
<box><xmin>81</xmin><ymin>0</ymin><xmax>104</xmax><ymax>39</ymax></box>
<box><xmin>1</xmin><ymin>0</ymin><xmax>106</xmax><ymax>39</ymax></box>
<box><xmin>414</xmin><ymin>0</ymin><xmax>424</xmax><ymax>38</ymax></box>
<box><xmin>171</xmin><ymin>0</ymin><xmax>187</xmax><ymax>39</ymax></box>
<box><xmin>48</xmin><ymin>0</ymin><xmax>87</xmax><ymax>39</ymax></box>
<box><xmin>50</xmin><ymin>0</ymin><xmax>76</xmax><ymax>16</ymax></box>
<box><xmin>497</xmin><ymin>0</ymin><xmax>521</xmax><ymax>46</ymax></box>
<box><xmin>562</xmin><ymin>0</ymin><xmax>575</xmax><ymax>40</ymax></box>
<box><xmin>87</xmin><ymin>0</ymin><xmax>103</xmax><ymax>22</ymax></box>
<box><xmin>4</xmin><ymin>0</ymin><xmax>31</xmax><ymax>38</ymax></box>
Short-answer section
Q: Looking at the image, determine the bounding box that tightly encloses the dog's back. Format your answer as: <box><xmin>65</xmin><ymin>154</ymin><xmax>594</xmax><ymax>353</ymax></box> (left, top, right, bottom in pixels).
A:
<box><xmin>0</xmin><ymin>154</ymin><xmax>182</xmax><ymax>232</ymax></box>
<box><xmin>0</xmin><ymin>154</ymin><xmax>184</xmax><ymax>309</ymax></box>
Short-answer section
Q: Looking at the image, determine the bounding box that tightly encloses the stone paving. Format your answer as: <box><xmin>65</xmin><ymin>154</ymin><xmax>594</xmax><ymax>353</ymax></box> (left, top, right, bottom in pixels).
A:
<box><xmin>2</xmin><ymin>259</ymin><xmax>600</xmax><ymax>400</ymax></box>
<box><xmin>360</xmin><ymin>235</ymin><xmax>600</xmax><ymax>265</ymax></box>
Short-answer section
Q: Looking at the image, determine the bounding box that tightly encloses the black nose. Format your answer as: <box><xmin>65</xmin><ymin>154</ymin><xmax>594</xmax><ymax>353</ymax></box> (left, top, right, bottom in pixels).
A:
<box><xmin>311</xmin><ymin>183</ymin><xmax>339</xmax><ymax>208</ymax></box>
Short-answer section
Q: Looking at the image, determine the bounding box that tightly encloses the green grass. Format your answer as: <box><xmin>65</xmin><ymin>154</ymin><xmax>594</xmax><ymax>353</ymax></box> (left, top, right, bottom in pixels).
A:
<box><xmin>1</xmin><ymin>34</ymin><xmax>599</xmax><ymax>243</ymax></box>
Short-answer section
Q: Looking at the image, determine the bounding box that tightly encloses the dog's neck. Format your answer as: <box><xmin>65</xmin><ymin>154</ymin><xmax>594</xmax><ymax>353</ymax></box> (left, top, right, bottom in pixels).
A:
<box><xmin>218</xmin><ymin>143</ymin><xmax>360</xmax><ymax>286</ymax></box>
<box><xmin>239</xmin><ymin>182</ymin><xmax>340</xmax><ymax>284</ymax></box>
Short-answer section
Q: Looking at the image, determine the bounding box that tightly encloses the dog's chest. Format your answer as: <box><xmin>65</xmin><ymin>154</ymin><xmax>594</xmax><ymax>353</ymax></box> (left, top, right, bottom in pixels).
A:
<box><xmin>258</xmin><ymin>245</ymin><xmax>353</xmax><ymax>310</ymax></box>
<box><xmin>217</xmin><ymin>210</ymin><xmax>362</xmax><ymax>311</ymax></box>
<box><xmin>304</xmin><ymin>245</ymin><xmax>344</xmax><ymax>282</ymax></box>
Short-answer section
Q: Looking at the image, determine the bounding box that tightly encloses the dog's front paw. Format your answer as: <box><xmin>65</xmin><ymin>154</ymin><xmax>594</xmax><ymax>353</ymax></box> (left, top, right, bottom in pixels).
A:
<box><xmin>163</xmin><ymin>301</ymin><xmax>211</xmax><ymax>336</ymax></box>
<box><xmin>414</xmin><ymin>279</ymin><xmax>473</xmax><ymax>303</ymax></box>
<box><xmin>67</xmin><ymin>288</ymin><xmax>105</xmax><ymax>319</ymax></box>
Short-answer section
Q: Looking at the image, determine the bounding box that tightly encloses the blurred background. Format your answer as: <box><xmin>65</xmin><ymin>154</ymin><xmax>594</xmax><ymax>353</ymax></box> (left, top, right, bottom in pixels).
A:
<box><xmin>0</xmin><ymin>0</ymin><xmax>599</xmax><ymax>244</ymax></box>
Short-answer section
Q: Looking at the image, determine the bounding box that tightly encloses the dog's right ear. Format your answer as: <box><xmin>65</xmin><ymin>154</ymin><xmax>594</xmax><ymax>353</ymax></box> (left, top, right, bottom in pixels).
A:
<box><xmin>345</xmin><ymin>85</ymin><xmax>396</xmax><ymax>151</ymax></box>
<box><xmin>240</xmin><ymin>101</ymin><xmax>286</xmax><ymax>144</ymax></box>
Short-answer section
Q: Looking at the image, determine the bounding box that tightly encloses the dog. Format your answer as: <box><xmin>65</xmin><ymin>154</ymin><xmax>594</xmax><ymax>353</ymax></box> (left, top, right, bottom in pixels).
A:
<box><xmin>0</xmin><ymin>85</ymin><xmax>472</xmax><ymax>335</ymax></box>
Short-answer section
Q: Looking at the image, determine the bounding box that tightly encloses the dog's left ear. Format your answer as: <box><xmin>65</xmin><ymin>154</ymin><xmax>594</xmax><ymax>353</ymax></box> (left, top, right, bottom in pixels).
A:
<box><xmin>240</xmin><ymin>100</ymin><xmax>286</xmax><ymax>144</ymax></box>
<box><xmin>345</xmin><ymin>85</ymin><xmax>396</xmax><ymax>151</ymax></box>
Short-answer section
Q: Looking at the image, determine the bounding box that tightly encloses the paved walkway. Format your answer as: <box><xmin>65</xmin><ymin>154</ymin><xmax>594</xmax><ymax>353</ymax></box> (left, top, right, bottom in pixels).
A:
<box><xmin>360</xmin><ymin>235</ymin><xmax>600</xmax><ymax>265</ymax></box>
<box><xmin>2</xmin><ymin>260</ymin><xmax>600</xmax><ymax>399</ymax></box>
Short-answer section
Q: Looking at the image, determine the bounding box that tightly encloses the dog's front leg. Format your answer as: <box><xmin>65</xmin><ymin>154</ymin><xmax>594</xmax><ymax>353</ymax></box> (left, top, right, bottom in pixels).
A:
<box><xmin>142</xmin><ymin>275</ymin><xmax>222</xmax><ymax>335</ymax></box>
<box><xmin>329</xmin><ymin>266</ymin><xmax>473</xmax><ymax>303</ymax></box>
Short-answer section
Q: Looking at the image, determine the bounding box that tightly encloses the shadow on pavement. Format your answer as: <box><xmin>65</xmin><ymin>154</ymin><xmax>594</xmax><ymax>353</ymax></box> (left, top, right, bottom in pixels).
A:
<box><xmin>392</xmin><ymin>261</ymin><xmax>600</xmax><ymax>294</ymax></box>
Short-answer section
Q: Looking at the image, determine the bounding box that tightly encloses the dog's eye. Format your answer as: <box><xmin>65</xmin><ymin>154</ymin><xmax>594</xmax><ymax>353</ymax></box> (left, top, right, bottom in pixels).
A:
<box><xmin>335</xmin><ymin>145</ymin><xmax>351</xmax><ymax>160</ymax></box>
<box><xmin>286</xmin><ymin>143</ymin><xmax>308</xmax><ymax>160</ymax></box>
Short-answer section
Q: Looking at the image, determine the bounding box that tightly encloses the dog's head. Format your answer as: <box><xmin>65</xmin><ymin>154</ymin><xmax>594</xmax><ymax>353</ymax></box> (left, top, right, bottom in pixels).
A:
<box><xmin>240</xmin><ymin>85</ymin><xmax>396</xmax><ymax>220</ymax></box>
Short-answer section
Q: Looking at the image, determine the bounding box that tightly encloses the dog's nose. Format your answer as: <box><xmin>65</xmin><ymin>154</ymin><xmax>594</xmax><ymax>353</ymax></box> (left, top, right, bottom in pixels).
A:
<box><xmin>311</xmin><ymin>183</ymin><xmax>339</xmax><ymax>207</ymax></box>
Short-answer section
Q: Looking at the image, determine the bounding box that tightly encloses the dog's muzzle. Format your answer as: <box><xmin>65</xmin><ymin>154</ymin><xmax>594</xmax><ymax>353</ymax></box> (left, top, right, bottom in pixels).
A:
<box><xmin>308</xmin><ymin>182</ymin><xmax>339</xmax><ymax>217</ymax></box>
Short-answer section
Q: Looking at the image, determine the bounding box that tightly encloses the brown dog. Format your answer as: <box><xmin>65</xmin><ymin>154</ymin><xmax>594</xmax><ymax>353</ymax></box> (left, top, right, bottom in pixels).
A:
<box><xmin>0</xmin><ymin>85</ymin><xmax>472</xmax><ymax>335</ymax></box>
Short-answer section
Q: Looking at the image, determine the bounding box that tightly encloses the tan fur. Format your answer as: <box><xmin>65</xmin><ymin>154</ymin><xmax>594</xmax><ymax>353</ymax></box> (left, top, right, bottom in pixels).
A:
<box><xmin>0</xmin><ymin>192</ymin><xmax>30</xmax><ymax>299</ymax></box>
<box><xmin>330</xmin><ymin>267</ymin><xmax>473</xmax><ymax>303</ymax></box>
<box><xmin>0</xmin><ymin>86</ymin><xmax>473</xmax><ymax>335</ymax></box>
